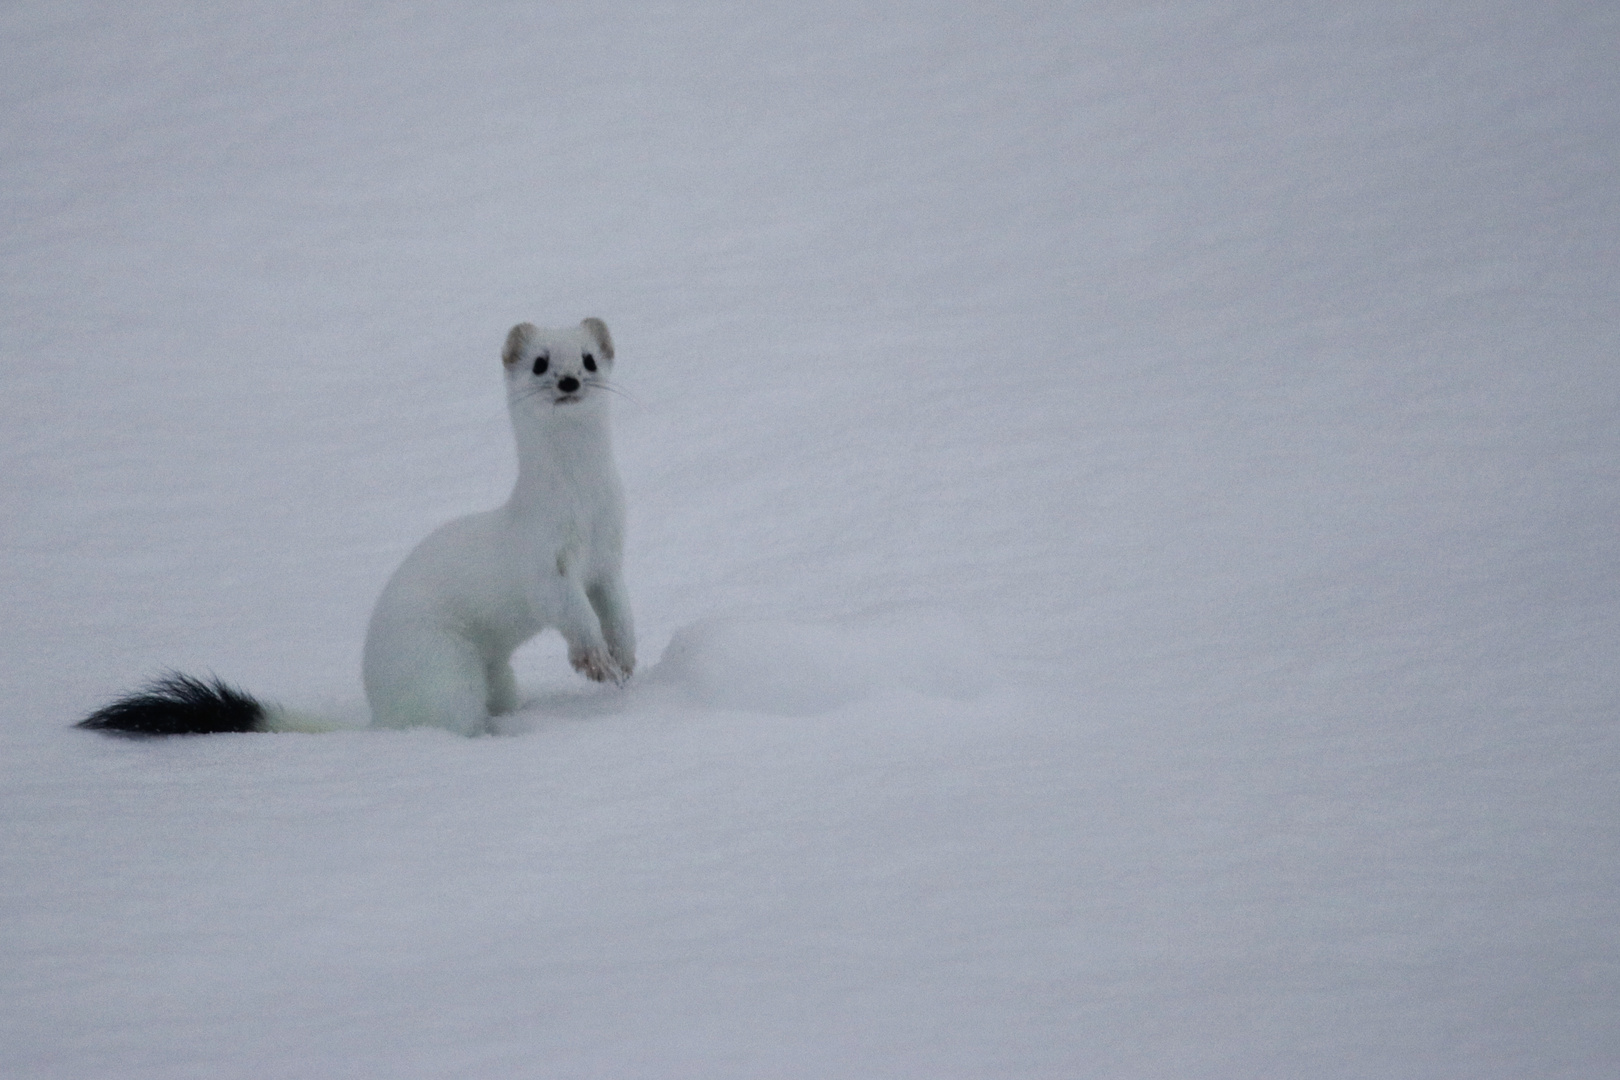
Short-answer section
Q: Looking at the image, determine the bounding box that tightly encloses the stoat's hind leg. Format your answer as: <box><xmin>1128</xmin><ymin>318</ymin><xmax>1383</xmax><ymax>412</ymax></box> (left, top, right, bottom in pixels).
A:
<box><xmin>365</xmin><ymin>629</ymin><xmax>492</xmax><ymax>736</ymax></box>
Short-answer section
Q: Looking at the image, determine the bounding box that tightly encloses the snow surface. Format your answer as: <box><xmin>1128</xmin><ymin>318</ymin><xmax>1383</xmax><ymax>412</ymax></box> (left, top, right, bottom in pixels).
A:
<box><xmin>3</xmin><ymin>1</ymin><xmax>1618</xmax><ymax>1076</ymax></box>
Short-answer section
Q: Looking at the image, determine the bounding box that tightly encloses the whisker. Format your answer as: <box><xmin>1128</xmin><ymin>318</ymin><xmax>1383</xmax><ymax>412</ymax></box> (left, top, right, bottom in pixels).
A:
<box><xmin>510</xmin><ymin>384</ymin><xmax>552</xmax><ymax>405</ymax></box>
<box><xmin>584</xmin><ymin>377</ymin><xmax>637</xmax><ymax>404</ymax></box>
<box><xmin>509</xmin><ymin>376</ymin><xmax>632</xmax><ymax>407</ymax></box>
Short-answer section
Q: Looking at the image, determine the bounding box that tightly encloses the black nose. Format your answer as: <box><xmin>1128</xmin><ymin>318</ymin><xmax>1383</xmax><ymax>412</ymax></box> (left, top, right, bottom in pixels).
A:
<box><xmin>557</xmin><ymin>376</ymin><xmax>580</xmax><ymax>393</ymax></box>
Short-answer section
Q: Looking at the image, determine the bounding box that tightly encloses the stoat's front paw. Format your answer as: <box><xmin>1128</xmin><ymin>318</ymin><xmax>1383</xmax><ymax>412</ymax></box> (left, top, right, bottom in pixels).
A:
<box><xmin>570</xmin><ymin>645</ymin><xmax>626</xmax><ymax>686</ymax></box>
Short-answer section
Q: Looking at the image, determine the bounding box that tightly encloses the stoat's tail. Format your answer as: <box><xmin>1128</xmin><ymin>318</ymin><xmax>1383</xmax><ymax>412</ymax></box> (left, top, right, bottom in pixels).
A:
<box><xmin>78</xmin><ymin>672</ymin><xmax>343</xmax><ymax>736</ymax></box>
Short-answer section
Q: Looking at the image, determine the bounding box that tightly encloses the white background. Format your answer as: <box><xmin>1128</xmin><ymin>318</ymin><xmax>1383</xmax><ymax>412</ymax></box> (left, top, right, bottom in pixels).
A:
<box><xmin>3</xmin><ymin>2</ymin><xmax>1616</xmax><ymax>1076</ymax></box>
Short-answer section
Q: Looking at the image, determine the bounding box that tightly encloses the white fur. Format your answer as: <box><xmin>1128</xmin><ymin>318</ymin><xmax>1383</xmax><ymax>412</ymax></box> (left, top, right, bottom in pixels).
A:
<box><xmin>361</xmin><ymin>318</ymin><xmax>634</xmax><ymax>735</ymax></box>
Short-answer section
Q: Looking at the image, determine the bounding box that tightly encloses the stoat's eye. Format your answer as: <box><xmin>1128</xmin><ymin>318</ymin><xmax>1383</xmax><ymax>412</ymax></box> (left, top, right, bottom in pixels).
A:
<box><xmin>582</xmin><ymin>353</ymin><xmax>597</xmax><ymax>372</ymax></box>
<box><xmin>532</xmin><ymin>351</ymin><xmax>549</xmax><ymax>375</ymax></box>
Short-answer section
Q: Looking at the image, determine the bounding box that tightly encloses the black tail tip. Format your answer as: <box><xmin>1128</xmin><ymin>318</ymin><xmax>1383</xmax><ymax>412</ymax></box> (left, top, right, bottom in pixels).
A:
<box><xmin>78</xmin><ymin>672</ymin><xmax>267</xmax><ymax>736</ymax></box>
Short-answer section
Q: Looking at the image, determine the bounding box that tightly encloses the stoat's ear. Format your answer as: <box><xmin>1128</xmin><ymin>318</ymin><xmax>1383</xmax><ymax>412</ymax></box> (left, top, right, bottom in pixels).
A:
<box><xmin>503</xmin><ymin>323</ymin><xmax>537</xmax><ymax>368</ymax></box>
<box><xmin>581</xmin><ymin>317</ymin><xmax>614</xmax><ymax>361</ymax></box>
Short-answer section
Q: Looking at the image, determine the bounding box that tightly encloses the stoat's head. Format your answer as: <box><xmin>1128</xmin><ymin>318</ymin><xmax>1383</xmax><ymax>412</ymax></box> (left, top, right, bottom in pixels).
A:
<box><xmin>501</xmin><ymin>318</ymin><xmax>615</xmax><ymax>412</ymax></box>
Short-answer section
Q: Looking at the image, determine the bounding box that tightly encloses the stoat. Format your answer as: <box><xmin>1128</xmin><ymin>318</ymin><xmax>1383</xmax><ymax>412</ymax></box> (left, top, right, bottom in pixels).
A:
<box><xmin>79</xmin><ymin>318</ymin><xmax>634</xmax><ymax>737</ymax></box>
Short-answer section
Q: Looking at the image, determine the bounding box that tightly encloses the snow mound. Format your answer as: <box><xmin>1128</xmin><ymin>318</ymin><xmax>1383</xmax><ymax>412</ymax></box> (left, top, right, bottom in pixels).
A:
<box><xmin>645</xmin><ymin>608</ymin><xmax>990</xmax><ymax>716</ymax></box>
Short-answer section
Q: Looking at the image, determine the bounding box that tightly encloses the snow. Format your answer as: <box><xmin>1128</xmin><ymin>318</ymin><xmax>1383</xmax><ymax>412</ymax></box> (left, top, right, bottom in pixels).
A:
<box><xmin>2</xmin><ymin>0</ymin><xmax>1617</xmax><ymax>1076</ymax></box>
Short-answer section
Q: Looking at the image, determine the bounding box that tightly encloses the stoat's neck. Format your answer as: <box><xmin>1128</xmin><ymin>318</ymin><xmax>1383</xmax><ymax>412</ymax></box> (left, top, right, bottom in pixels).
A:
<box><xmin>506</xmin><ymin>400</ymin><xmax>615</xmax><ymax>507</ymax></box>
